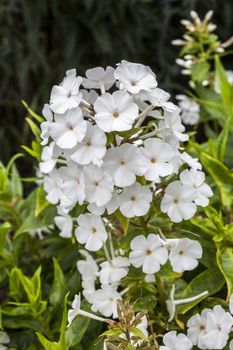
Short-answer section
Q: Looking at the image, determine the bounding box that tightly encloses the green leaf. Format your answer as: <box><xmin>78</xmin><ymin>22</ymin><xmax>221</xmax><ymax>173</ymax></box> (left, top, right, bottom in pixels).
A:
<box><xmin>8</xmin><ymin>164</ymin><xmax>23</xmax><ymax>198</ymax></box>
<box><xmin>191</xmin><ymin>61</ymin><xmax>210</xmax><ymax>82</ymax></box>
<box><xmin>35</xmin><ymin>185</ymin><xmax>49</xmax><ymax>216</ymax></box>
<box><xmin>115</xmin><ymin>210</ymin><xmax>129</xmax><ymax>235</ymax></box>
<box><xmin>200</xmin><ymin>152</ymin><xmax>233</xmax><ymax>210</ymax></box>
<box><xmin>36</xmin><ymin>332</ymin><xmax>61</xmax><ymax>350</ymax></box>
<box><xmin>177</xmin><ymin>268</ymin><xmax>224</xmax><ymax>315</ymax></box>
<box><xmin>217</xmin><ymin>246</ymin><xmax>233</xmax><ymax>301</ymax></box>
<box><xmin>21</xmin><ymin>100</ymin><xmax>44</xmax><ymax>123</ymax></box>
<box><xmin>49</xmin><ymin>259</ymin><xmax>66</xmax><ymax>307</ymax></box>
<box><xmin>66</xmin><ymin>300</ymin><xmax>91</xmax><ymax>347</ymax></box>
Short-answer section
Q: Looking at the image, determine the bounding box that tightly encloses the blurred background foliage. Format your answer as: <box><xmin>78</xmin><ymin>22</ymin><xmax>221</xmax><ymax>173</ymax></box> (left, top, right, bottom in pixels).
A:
<box><xmin>0</xmin><ymin>0</ymin><xmax>232</xmax><ymax>171</ymax></box>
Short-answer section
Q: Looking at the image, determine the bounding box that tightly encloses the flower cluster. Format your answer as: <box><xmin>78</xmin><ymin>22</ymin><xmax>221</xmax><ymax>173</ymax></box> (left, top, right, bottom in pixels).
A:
<box><xmin>176</xmin><ymin>95</ymin><xmax>200</xmax><ymax>126</ymax></box>
<box><xmin>39</xmin><ymin>61</ymin><xmax>212</xmax><ymax>234</ymax></box>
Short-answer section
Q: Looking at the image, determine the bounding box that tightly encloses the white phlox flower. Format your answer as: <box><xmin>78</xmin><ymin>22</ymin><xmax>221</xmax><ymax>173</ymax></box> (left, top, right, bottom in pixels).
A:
<box><xmin>39</xmin><ymin>142</ymin><xmax>59</xmax><ymax>174</ymax></box>
<box><xmin>90</xmin><ymin>285</ymin><xmax>122</xmax><ymax>318</ymax></box>
<box><xmin>50</xmin><ymin>69</ymin><xmax>82</xmax><ymax>114</ymax></box>
<box><xmin>179</xmin><ymin>169</ymin><xmax>213</xmax><ymax>207</ymax></box>
<box><xmin>84</xmin><ymin>165</ymin><xmax>114</xmax><ymax>207</ymax></box>
<box><xmin>166</xmin><ymin>285</ymin><xmax>208</xmax><ymax>322</ymax></box>
<box><xmin>103</xmin><ymin>144</ymin><xmax>146</xmax><ymax>188</ymax></box>
<box><xmin>49</xmin><ymin>107</ymin><xmax>87</xmax><ymax>149</ymax></box>
<box><xmin>77</xmin><ymin>250</ymin><xmax>99</xmax><ymax>282</ymax></box>
<box><xmin>59</xmin><ymin>163</ymin><xmax>85</xmax><ymax>205</ymax></box>
<box><xmin>94</xmin><ymin>91</ymin><xmax>139</xmax><ymax>132</ymax></box>
<box><xmin>160</xmin><ymin>331</ymin><xmax>193</xmax><ymax>350</ymax></box>
<box><xmin>166</xmin><ymin>237</ymin><xmax>203</xmax><ymax>273</ymax></box>
<box><xmin>129</xmin><ymin>234</ymin><xmax>168</xmax><ymax>274</ymax></box>
<box><xmin>187</xmin><ymin>305</ymin><xmax>233</xmax><ymax>349</ymax></box>
<box><xmin>75</xmin><ymin>213</ymin><xmax>108</xmax><ymax>251</ymax></box>
<box><xmin>158</xmin><ymin>107</ymin><xmax>189</xmax><ymax>142</ymax></box>
<box><xmin>139</xmin><ymin>87</ymin><xmax>170</xmax><ymax>108</ymax></box>
<box><xmin>114</xmin><ymin>60</ymin><xmax>157</xmax><ymax>94</ymax></box>
<box><xmin>176</xmin><ymin>94</ymin><xmax>200</xmax><ymax>126</ymax></box>
<box><xmin>161</xmin><ymin>181</ymin><xmax>197</xmax><ymax>223</ymax></box>
<box><xmin>71</xmin><ymin>123</ymin><xmax>106</xmax><ymax>166</ymax></box>
<box><xmin>98</xmin><ymin>256</ymin><xmax>130</xmax><ymax>285</ymax></box>
<box><xmin>41</xmin><ymin>103</ymin><xmax>53</xmax><ymax>145</ymax></box>
<box><xmin>67</xmin><ymin>293</ymin><xmax>110</xmax><ymax>327</ymax></box>
<box><xmin>180</xmin><ymin>152</ymin><xmax>202</xmax><ymax>171</ymax></box>
<box><xmin>141</xmin><ymin>138</ymin><xmax>174</xmax><ymax>182</ymax></box>
<box><xmin>82</xmin><ymin>66</ymin><xmax>115</xmax><ymax>91</ymax></box>
<box><xmin>54</xmin><ymin>214</ymin><xmax>73</xmax><ymax>238</ymax></box>
<box><xmin>119</xmin><ymin>183</ymin><xmax>152</xmax><ymax>218</ymax></box>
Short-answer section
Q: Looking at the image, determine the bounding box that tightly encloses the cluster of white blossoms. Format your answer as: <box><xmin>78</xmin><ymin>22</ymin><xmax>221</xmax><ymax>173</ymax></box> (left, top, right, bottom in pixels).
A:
<box><xmin>161</xmin><ymin>295</ymin><xmax>233</xmax><ymax>350</ymax></box>
<box><xmin>39</xmin><ymin>61</ymin><xmax>212</xmax><ymax>236</ymax></box>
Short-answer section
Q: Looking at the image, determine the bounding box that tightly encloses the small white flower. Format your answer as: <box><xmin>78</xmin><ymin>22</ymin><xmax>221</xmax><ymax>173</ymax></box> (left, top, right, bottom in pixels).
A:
<box><xmin>77</xmin><ymin>250</ymin><xmax>99</xmax><ymax>282</ymax></box>
<box><xmin>129</xmin><ymin>234</ymin><xmax>168</xmax><ymax>274</ymax></box>
<box><xmin>167</xmin><ymin>238</ymin><xmax>202</xmax><ymax>273</ymax></box>
<box><xmin>94</xmin><ymin>91</ymin><xmax>138</xmax><ymax>132</ymax></box>
<box><xmin>50</xmin><ymin>69</ymin><xmax>82</xmax><ymax>114</ymax></box>
<box><xmin>87</xmin><ymin>190</ymin><xmax>120</xmax><ymax>216</ymax></box>
<box><xmin>71</xmin><ymin>123</ymin><xmax>106</xmax><ymax>165</ymax></box>
<box><xmin>82</xmin><ymin>66</ymin><xmax>115</xmax><ymax>91</ymax></box>
<box><xmin>180</xmin><ymin>152</ymin><xmax>202</xmax><ymax>171</ymax></box>
<box><xmin>139</xmin><ymin>87</ymin><xmax>170</xmax><ymax>107</ymax></box>
<box><xmin>158</xmin><ymin>107</ymin><xmax>189</xmax><ymax>142</ymax></box>
<box><xmin>160</xmin><ymin>331</ymin><xmax>193</xmax><ymax>350</ymax></box>
<box><xmin>75</xmin><ymin>214</ymin><xmax>107</xmax><ymax>251</ymax></box>
<box><xmin>180</xmin><ymin>169</ymin><xmax>213</xmax><ymax>207</ymax></box>
<box><xmin>43</xmin><ymin>170</ymin><xmax>65</xmax><ymax>205</ymax></box>
<box><xmin>119</xmin><ymin>183</ymin><xmax>152</xmax><ymax>218</ymax></box>
<box><xmin>84</xmin><ymin>165</ymin><xmax>114</xmax><ymax>207</ymax></box>
<box><xmin>54</xmin><ymin>214</ymin><xmax>73</xmax><ymax>238</ymax></box>
<box><xmin>0</xmin><ymin>331</ymin><xmax>10</xmax><ymax>350</ymax></box>
<box><xmin>60</xmin><ymin>163</ymin><xmax>85</xmax><ymax>205</ymax></box>
<box><xmin>176</xmin><ymin>95</ymin><xmax>200</xmax><ymax>126</ymax></box>
<box><xmin>68</xmin><ymin>294</ymin><xmax>108</xmax><ymax>327</ymax></box>
<box><xmin>41</xmin><ymin>103</ymin><xmax>53</xmax><ymax>145</ymax></box>
<box><xmin>39</xmin><ymin>142</ymin><xmax>59</xmax><ymax>174</ymax></box>
<box><xmin>98</xmin><ymin>257</ymin><xmax>130</xmax><ymax>285</ymax></box>
<box><xmin>187</xmin><ymin>309</ymin><xmax>212</xmax><ymax>348</ymax></box>
<box><xmin>161</xmin><ymin>181</ymin><xmax>196</xmax><ymax>223</ymax></box>
<box><xmin>49</xmin><ymin>107</ymin><xmax>87</xmax><ymax>149</ymax></box>
<box><xmin>91</xmin><ymin>285</ymin><xmax>122</xmax><ymax>318</ymax></box>
<box><xmin>114</xmin><ymin>60</ymin><xmax>157</xmax><ymax>94</ymax></box>
<box><xmin>80</xmin><ymin>89</ymin><xmax>98</xmax><ymax>105</ymax></box>
<box><xmin>103</xmin><ymin>144</ymin><xmax>146</xmax><ymax>188</ymax></box>
<box><xmin>141</xmin><ymin>138</ymin><xmax>174</xmax><ymax>182</ymax></box>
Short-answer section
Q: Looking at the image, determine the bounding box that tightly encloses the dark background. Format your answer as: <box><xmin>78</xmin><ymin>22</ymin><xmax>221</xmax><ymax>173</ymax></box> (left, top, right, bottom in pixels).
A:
<box><xmin>0</xmin><ymin>0</ymin><xmax>232</xmax><ymax>170</ymax></box>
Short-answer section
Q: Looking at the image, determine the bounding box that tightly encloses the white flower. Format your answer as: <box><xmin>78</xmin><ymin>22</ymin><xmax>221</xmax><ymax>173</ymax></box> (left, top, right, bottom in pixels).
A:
<box><xmin>82</xmin><ymin>66</ymin><xmax>115</xmax><ymax>91</ymax></box>
<box><xmin>75</xmin><ymin>214</ymin><xmax>107</xmax><ymax>251</ymax></box>
<box><xmin>180</xmin><ymin>152</ymin><xmax>202</xmax><ymax>171</ymax></box>
<box><xmin>166</xmin><ymin>285</ymin><xmax>208</xmax><ymax>322</ymax></box>
<box><xmin>161</xmin><ymin>181</ymin><xmax>196</xmax><ymax>223</ymax></box>
<box><xmin>103</xmin><ymin>144</ymin><xmax>146</xmax><ymax>188</ymax></box>
<box><xmin>160</xmin><ymin>331</ymin><xmax>193</xmax><ymax>350</ymax></box>
<box><xmin>139</xmin><ymin>87</ymin><xmax>170</xmax><ymax>107</ymax></box>
<box><xmin>77</xmin><ymin>250</ymin><xmax>99</xmax><ymax>282</ymax></box>
<box><xmin>176</xmin><ymin>95</ymin><xmax>200</xmax><ymax>125</ymax></box>
<box><xmin>94</xmin><ymin>91</ymin><xmax>138</xmax><ymax>132</ymax></box>
<box><xmin>87</xmin><ymin>190</ymin><xmax>120</xmax><ymax>215</ymax></box>
<box><xmin>84</xmin><ymin>165</ymin><xmax>114</xmax><ymax>207</ymax></box>
<box><xmin>119</xmin><ymin>183</ymin><xmax>152</xmax><ymax>218</ymax></box>
<box><xmin>54</xmin><ymin>214</ymin><xmax>73</xmax><ymax>238</ymax></box>
<box><xmin>0</xmin><ymin>331</ymin><xmax>10</xmax><ymax>350</ymax></box>
<box><xmin>49</xmin><ymin>107</ymin><xmax>87</xmax><ymax>149</ymax></box>
<box><xmin>80</xmin><ymin>89</ymin><xmax>98</xmax><ymax>105</ymax></box>
<box><xmin>180</xmin><ymin>169</ymin><xmax>213</xmax><ymax>207</ymax></box>
<box><xmin>98</xmin><ymin>257</ymin><xmax>130</xmax><ymax>285</ymax></box>
<box><xmin>167</xmin><ymin>238</ymin><xmax>202</xmax><ymax>273</ymax></box>
<box><xmin>187</xmin><ymin>306</ymin><xmax>233</xmax><ymax>350</ymax></box>
<box><xmin>43</xmin><ymin>170</ymin><xmax>64</xmax><ymax>205</ymax></box>
<box><xmin>50</xmin><ymin>69</ymin><xmax>82</xmax><ymax>114</ymax></box>
<box><xmin>114</xmin><ymin>60</ymin><xmax>157</xmax><ymax>94</ymax></box>
<box><xmin>158</xmin><ymin>107</ymin><xmax>189</xmax><ymax>142</ymax></box>
<box><xmin>91</xmin><ymin>285</ymin><xmax>122</xmax><ymax>318</ymax></box>
<box><xmin>39</xmin><ymin>142</ymin><xmax>59</xmax><ymax>174</ymax></box>
<box><xmin>129</xmin><ymin>234</ymin><xmax>168</xmax><ymax>274</ymax></box>
<box><xmin>41</xmin><ymin>103</ymin><xmax>53</xmax><ymax>145</ymax></box>
<box><xmin>141</xmin><ymin>138</ymin><xmax>174</xmax><ymax>182</ymax></box>
<box><xmin>200</xmin><ymin>305</ymin><xmax>233</xmax><ymax>349</ymax></box>
<box><xmin>60</xmin><ymin>163</ymin><xmax>85</xmax><ymax>205</ymax></box>
<box><xmin>187</xmin><ymin>309</ymin><xmax>212</xmax><ymax>348</ymax></box>
<box><xmin>68</xmin><ymin>294</ymin><xmax>108</xmax><ymax>327</ymax></box>
<box><xmin>71</xmin><ymin>123</ymin><xmax>106</xmax><ymax>165</ymax></box>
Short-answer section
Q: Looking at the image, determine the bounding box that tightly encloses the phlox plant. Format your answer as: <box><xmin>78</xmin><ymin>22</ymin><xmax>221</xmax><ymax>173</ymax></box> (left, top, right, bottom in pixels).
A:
<box><xmin>0</xmin><ymin>10</ymin><xmax>233</xmax><ymax>350</ymax></box>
